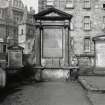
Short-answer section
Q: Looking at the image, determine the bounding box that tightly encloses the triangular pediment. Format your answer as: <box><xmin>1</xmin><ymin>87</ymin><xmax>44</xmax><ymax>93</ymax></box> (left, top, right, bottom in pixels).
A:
<box><xmin>44</xmin><ymin>12</ymin><xmax>61</xmax><ymax>17</ymax></box>
<box><xmin>34</xmin><ymin>7</ymin><xmax>72</xmax><ymax>20</ymax></box>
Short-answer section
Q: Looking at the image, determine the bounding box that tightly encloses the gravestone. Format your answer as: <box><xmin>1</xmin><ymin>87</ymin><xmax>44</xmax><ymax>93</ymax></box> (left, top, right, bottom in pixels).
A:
<box><xmin>8</xmin><ymin>45</ymin><xmax>24</xmax><ymax>68</ymax></box>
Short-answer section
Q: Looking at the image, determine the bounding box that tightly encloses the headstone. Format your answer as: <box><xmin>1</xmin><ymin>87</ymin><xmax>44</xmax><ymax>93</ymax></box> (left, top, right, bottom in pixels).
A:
<box><xmin>8</xmin><ymin>45</ymin><xmax>24</xmax><ymax>68</ymax></box>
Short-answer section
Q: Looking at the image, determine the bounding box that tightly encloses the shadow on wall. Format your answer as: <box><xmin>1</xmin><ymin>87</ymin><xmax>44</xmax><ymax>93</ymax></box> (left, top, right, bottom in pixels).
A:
<box><xmin>23</xmin><ymin>54</ymin><xmax>36</xmax><ymax>66</ymax></box>
<box><xmin>20</xmin><ymin>54</ymin><xmax>36</xmax><ymax>80</ymax></box>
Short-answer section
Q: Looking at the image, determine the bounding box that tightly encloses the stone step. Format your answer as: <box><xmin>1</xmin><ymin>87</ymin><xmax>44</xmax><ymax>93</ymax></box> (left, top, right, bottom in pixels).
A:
<box><xmin>94</xmin><ymin>71</ymin><xmax>105</xmax><ymax>75</ymax></box>
<box><xmin>41</xmin><ymin>69</ymin><xmax>70</xmax><ymax>81</ymax></box>
<box><xmin>78</xmin><ymin>76</ymin><xmax>105</xmax><ymax>92</ymax></box>
<box><xmin>93</xmin><ymin>67</ymin><xmax>105</xmax><ymax>75</ymax></box>
<box><xmin>35</xmin><ymin>69</ymin><xmax>78</xmax><ymax>81</ymax></box>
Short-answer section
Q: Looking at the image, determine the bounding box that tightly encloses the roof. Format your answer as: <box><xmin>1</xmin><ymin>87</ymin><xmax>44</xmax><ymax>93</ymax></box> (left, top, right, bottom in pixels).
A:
<box><xmin>8</xmin><ymin>45</ymin><xmax>24</xmax><ymax>50</ymax></box>
<box><xmin>92</xmin><ymin>35</ymin><xmax>105</xmax><ymax>41</ymax></box>
<box><xmin>34</xmin><ymin>7</ymin><xmax>72</xmax><ymax>21</ymax></box>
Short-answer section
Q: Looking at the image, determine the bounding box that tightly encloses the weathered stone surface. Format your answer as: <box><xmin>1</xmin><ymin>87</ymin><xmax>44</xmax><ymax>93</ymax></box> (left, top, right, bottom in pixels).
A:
<box><xmin>87</xmin><ymin>92</ymin><xmax>105</xmax><ymax>105</ymax></box>
<box><xmin>78</xmin><ymin>76</ymin><xmax>105</xmax><ymax>91</ymax></box>
<box><xmin>0</xmin><ymin>82</ymin><xmax>90</xmax><ymax>105</ymax></box>
<box><xmin>42</xmin><ymin>69</ymin><xmax>69</xmax><ymax>81</ymax></box>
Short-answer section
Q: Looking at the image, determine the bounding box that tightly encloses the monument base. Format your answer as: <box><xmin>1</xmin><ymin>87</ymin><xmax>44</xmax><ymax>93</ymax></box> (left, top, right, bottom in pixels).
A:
<box><xmin>41</xmin><ymin>69</ymin><xmax>69</xmax><ymax>81</ymax></box>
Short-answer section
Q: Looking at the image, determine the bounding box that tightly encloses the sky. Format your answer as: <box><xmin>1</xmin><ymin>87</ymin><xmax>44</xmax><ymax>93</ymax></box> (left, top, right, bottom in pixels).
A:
<box><xmin>22</xmin><ymin>0</ymin><xmax>38</xmax><ymax>13</ymax></box>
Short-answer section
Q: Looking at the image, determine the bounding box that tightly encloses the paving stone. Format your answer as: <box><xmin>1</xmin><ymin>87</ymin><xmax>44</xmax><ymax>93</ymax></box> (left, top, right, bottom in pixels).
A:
<box><xmin>87</xmin><ymin>92</ymin><xmax>105</xmax><ymax>105</ymax></box>
<box><xmin>78</xmin><ymin>76</ymin><xmax>105</xmax><ymax>91</ymax></box>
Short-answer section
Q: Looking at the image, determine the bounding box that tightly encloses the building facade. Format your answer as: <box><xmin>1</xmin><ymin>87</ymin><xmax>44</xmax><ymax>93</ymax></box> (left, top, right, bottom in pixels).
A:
<box><xmin>0</xmin><ymin>0</ymin><xmax>35</xmax><ymax>55</ymax></box>
<box><xmin>38</xmin><ymin>0</ymin><xmax>105</xmax><ymax>72</ymax></box>
<box><xmin>18</xmin><ymin>7</ymin><xmax>35</xmax><ymax>54</ymax></box>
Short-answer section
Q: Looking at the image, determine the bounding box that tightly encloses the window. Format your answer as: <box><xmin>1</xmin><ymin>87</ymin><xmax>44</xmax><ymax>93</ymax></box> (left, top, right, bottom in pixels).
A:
<box><xmin>21</xmin><ymin>29</ymin><xmax>24</xmax><ymax>35</ymax></box>
<box><xmin>28</xmin><ymin>42</ymin><xmax>31</xmax><ymax>49</ymax></box>
<box><xmin>65</xmin><ymin>0</ymin><xmax>74</xmax><ymax>9</ymax></box>
<box><xmin>84</xmin><ymin>37</ymin><xmax>91</xmax><ymax>53</ymax></box>
<box><xmin>103</xmin><ymin>16</ymin><xmax>105</xmax><ymax>23</ymax></box>
<box><xmin>103</xmin><ymin>16</ymin><xmax>105</xmax><ymax>29</ymax></box>
<box><xmin>3</xmin><ymin>44</ymin><xmax>7</xmax><ymax>53</ymax></box>
<box><xmin>84</xmin><ymin>16</ymin><xmax>91</xmax><ymax>30</ymax></box>
<box><xmin>16</xmin><ymin>1</ymin><xmax>18</xmax><ymax>6</ymax></box>
<box><xmin>14</xmin><ymin>16</ymin><xmax>19</xmax><ymax>22</ymax></box>
<box><xmin>0</xmin><ymin>43</ymin><xmax>3</xmax><ymax>53</ymax></box>
<box><xmin>19</xmin><ymin>1</ymin><xmax>21</xmax><ymax>7</ymax></box>
<box><xmin>30</xmin><ymin>29</ymin><xmax>33</xmax><ymax>35</ymax></box>
<box><xmin>0</xmin><ymin>9</ymin><xmax>2</xmax><ymax>18</ymax></box>
<box><xmin>17</xmin><ymin>17</ymin><xmax>19</xmax><ymax>22</ymax></box>
<box><xmin>14</xmin><ymin>29</ymin><xmax>17</xmax><ymax>36</ymax></box>
<box><xmin>14</xmin><ymin>17</ymin><xmax>16</xmax><ymax>22</ymax></box>
<box><xmin>46</xmin><ymin>0</ymin><xmax>54</xmax><ymax>6</ymax></box>
<box><xmin>0</xmin><ymin>43</ymin><xmax>7</xmax><ymax>53</ymax></box>
<box><xmin>103</xmin><ymin>16</ymin><xmax>105</xmax><ymax>30</ymax></box>
<box><xmin>0</xmin><ymin>9</ymin><xmax>1</xmax><ymax>14</ymax></box>
<box><xmin>70</xmin><ymin>22</ymin><xmax>74</xmax><ymax>30</ymax></box>
<box><xmin>71</xmin><ymin>37</ymin><xmax>74</xmax><ymax>48</ymax></box>
<box><xmin>84</xmin><ymin>0</ymin><xmax>91</xmax><ymax>9</ymax></box>
<box><xmin>103</xmin><ymin>4</ymin><xmax>105</xmax><ymax>9</ymax></box>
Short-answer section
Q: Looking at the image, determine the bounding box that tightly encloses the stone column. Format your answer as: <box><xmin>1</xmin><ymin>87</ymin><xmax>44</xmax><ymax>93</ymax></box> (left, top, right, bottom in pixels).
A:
<box><xmin>69</xmin><ymin>28</ymin><xmax>72</xmax><ymax>66</ymax></box>
<box><xmin>35</xmin><ymin>27</ymin><xmax>42</xmax><ymax>66</ymax></box>
<box><xmin>64</xmin><ymin>27</ymin><xmax>69</xmax><ymax>66</ymax></box>
<box><xmin>34</xmin><ymin>26</ymin><xmax>42</xmax><ymax>81</ymax></box>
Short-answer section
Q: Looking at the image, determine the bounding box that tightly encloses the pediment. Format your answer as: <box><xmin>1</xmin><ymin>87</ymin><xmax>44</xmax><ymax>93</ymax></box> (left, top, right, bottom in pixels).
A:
<box><xmin>34</xmin><ymin>7</ymin><xmax>72</xmax><ymax>20</ymax></box>
<box><xmin>44</xmin><ymin>12</ymin><xmax>61</xmax><ymax>17</ymax></box>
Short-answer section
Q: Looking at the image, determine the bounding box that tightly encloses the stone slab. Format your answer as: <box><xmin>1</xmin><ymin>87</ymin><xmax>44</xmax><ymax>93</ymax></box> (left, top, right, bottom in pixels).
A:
<box><xmin>42</xmin><ymin>69</ymin><xmax>69</xmax><ymax>81</ymax></box>
<box><xmin>78</xmin><ymin>76</ymin><xmax>105</xmax><ymax>92</ymax></box>
<box><xmin>87</xmin><ymin>92</ymin><xmax>105</xmax><ymax>105</ymax></box>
